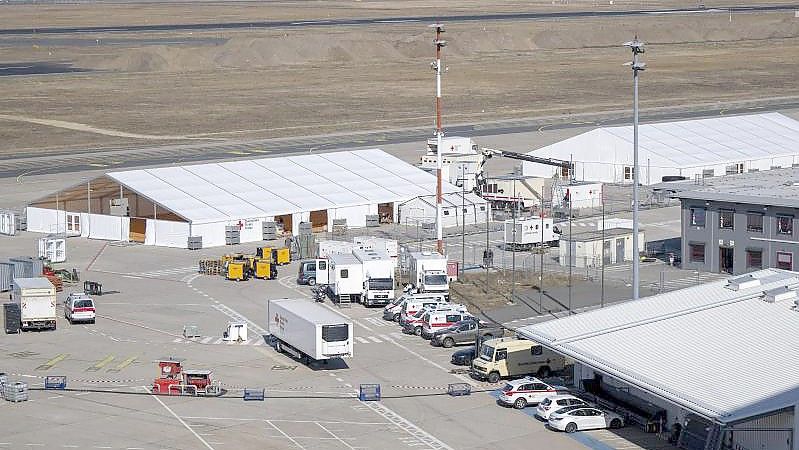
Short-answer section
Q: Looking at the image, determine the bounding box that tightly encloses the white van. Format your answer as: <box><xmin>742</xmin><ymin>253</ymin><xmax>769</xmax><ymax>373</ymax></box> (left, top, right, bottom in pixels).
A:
<box><xmin>420</xmin><ymin>309</ymin><xmax>473</xmax><ymax>339</ymax></box>
<box><xmin>399</xmin><ymin>296</ymin><xmax>448</xmax><ymax>325</ymax></box>
<box><xmin>64</xmin><ymin>293</ymin><xmax>95</xmax><ymax>324</ymax></box>
<box><xmin>403</xmin><ymin>304</ymin><xmax>468</xmax><ymax>336</ymax></box>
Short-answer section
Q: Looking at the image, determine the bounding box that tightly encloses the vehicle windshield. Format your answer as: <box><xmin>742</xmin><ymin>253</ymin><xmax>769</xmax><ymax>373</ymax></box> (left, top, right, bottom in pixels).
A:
<box><xmin>368</xmin><ymin>278</ymin><xmax>393</xmax><ymax>290</ymax></box>
<box><xmin>541</xmin><ymin>398</ymin><xmax>552</xmax><ymax>406</ymax></box>
<box><xmin>413</xmin><ymin>310</ymin><xmax>426</xmax><ymax>318</ymax></box>
<box><xmin>479</xmin><ymin>345</ymin><xmax>495</xmax><ymax>361</ymax></box>
<box><xmin>424</xmin><ymin>274</ymin><xmax>448</xmax><ymax>286</ymax></box>
<box><xmin>74</xmin><ymin>299</ymin><xmax>93</xmax><ymax>308</ymax></box>
<box><xmin>390</xmin><ymin>297</ymin><xmax>404</xmax><ymax>306</ymax></box>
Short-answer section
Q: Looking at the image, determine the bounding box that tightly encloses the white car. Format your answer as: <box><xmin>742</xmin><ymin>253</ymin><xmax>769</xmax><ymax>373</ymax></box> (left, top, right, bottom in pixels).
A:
<box><xmin>548</xmin><ymin>407</ymin><xmax>624</xmax><ymax>433</ymax></box>
<box><xmin>535</xmin><ymin>394</ymin><xmax>587</xmax><ymax>420</ymax></box>
<box><xmin>64</xmin><ymin>293</ymin><xmax>96</xmax><ymax>324</ymax></box>
<box><xmin>497</xmin><ymin>376</ymin><xmax>568</xmax><ymax>409</ymax></box>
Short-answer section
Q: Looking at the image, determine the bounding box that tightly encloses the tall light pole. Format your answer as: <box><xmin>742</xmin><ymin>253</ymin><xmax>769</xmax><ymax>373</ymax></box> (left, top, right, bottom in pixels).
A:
<box><xmin>624</xmin><ymin>36</ymin><xmax>645</xmax><ymax>300</ymax></box>
<box><xmin>431</xmin><ymin>23</ymin><xmax>447</xmax><ymax>255</ymax></box>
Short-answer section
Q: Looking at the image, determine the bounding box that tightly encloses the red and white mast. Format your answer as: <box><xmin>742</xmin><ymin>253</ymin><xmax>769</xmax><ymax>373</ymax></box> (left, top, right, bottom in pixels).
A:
<box><xmin>431</xmin><ymin>23</ymin><xmax>446</xmax><ymax>254</ymax></box>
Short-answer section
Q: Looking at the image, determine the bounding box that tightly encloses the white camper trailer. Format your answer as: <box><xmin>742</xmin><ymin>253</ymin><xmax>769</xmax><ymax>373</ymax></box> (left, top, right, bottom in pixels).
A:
<box><xmin>503</xmin><ymin>217</ymin><xmax>558</xmax><ymax>251</ymax></box>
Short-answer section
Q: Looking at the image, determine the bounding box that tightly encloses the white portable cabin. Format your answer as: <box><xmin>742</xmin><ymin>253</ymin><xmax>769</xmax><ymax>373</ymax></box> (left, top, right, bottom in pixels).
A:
<box><xmin>559</xmin><ymin>228</ymin><xmax>645</xmax><ymax>268</ymax></box>
<box><xmin>419</xmin><ymin>136</ymin><xmax>484</xmax><ymax>192</ymax></box>
<box><xmin>328</xmin><ymin>253</ymin><xmax>365</xmax><ymax>300</ymax></box>
<box><xmin>558</xmin><ymin>182</ymin><xmax>604</xmax><ymax>210</ymax></box>
<box><xmin>352</xmin><ymin>236</ymin><xmax>399</xmax><ymax>260</ymax></box>
<box><xmin>317</xmin><ymin>240</ymin><xmax>364</xmax><ymax>259</ymax></box>
<box><xmin>504</xmin><ymin>217</ymin><xmax>557</xmax><ymax>249</ymax></box>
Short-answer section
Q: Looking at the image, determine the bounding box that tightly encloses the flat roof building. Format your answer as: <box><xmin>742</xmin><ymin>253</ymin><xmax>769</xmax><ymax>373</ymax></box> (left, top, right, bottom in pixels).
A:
<box><xmin>657</xmin><ymin>168</ymin><xmax>799</xmax><ymax>275</ymax></box>
<box><xmin>518</xmin><ymin>268</ymin><xmax>799</xmax><ymax>450</ymax></box>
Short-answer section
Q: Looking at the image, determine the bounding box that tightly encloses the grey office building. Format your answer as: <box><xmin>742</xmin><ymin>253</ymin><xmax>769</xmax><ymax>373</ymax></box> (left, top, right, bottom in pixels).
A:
<box><xmin>663</xmin><ymin>169</ymin><xmax>799</xmax><ymax>275</ymax></box>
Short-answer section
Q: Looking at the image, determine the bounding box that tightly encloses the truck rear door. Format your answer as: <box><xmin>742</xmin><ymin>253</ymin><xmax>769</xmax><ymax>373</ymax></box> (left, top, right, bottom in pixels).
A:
<box><xmin>316</xmin><ymin>260</ymin><xmax>329</xmax><ymax>284</ymax></box>
<box><xmin>321</xmin><ymin>323</ymin><xmax>351</xmax><ymax>358</ymax></box>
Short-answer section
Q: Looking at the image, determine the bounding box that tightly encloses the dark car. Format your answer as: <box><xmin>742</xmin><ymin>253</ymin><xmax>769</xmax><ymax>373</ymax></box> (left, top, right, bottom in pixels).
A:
<box><xmin>451</xmin><ymin>346</ymin><xmax>476</xmax><ymax>366</ymax></box>
<box><xmin>431</xmin><ymin>318</ymin><xmax>504</xmax><ymax>348</ymax></box>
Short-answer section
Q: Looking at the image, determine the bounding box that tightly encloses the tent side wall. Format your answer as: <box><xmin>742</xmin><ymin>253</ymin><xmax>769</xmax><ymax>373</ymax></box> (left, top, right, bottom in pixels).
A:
<box><xmin>26</xmin><ymin>207</ymin><xmax>66</xmax><ymax>234</ymax></box>
<box><xmin>327</xmin><ymin>204</ymin><xmax>374</xmax><ymax>231</ymax></box>
<box><xmin>145</xmin><ymin>219</ymin><xmax>190</xmax><ymax>248</ymax></box>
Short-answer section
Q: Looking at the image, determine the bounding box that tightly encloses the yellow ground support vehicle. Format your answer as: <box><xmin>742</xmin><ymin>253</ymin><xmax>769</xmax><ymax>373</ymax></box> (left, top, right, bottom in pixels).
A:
<box><xmin>256</xmin><ymin>247</ymin><xmax>272</xmax><ymax>259</ymax></box>
<box><xmin>253</xmin><ymin>260</ymin><xmax>277</xmax><ymax>280</ymax></box>
<box><xmin>225</xmin><ymin>261</ymin><xmax>249</xmax><ymax>281</ymax></box>
<box><xmin>272</xmin><ymin>247</ymin><xmax>290</xmax><ymax>265</ymax></box>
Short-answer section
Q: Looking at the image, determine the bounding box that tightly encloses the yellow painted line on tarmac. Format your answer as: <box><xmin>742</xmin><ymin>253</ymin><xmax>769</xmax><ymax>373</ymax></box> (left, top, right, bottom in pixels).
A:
<box><xmin>250</xmin><ymin>149</ymin><xmax>271</xmax><ymax>153</ymax></box>
<box><xmin>36</xmin><ymin>353</ymin><xmax>69</xmax><ymax>370</ymax></box>
<box><xmin>107</xmin><ymin>355</ymin><xmax>137</xmax><ymax>373</ymax></box>
<box><xmin>88</xmin><ymin>163</ymin><xmax>108</xmax><ymax>167</ymax></box>
<box><xmin>87</xmin><ymin>354</ymin><xmax>115</xmax><ymax>372</ymax></box>
<box><xmin>227</xmin><ymin>150</ymin><xmax>251</xmax><ymax>155</ymax></box>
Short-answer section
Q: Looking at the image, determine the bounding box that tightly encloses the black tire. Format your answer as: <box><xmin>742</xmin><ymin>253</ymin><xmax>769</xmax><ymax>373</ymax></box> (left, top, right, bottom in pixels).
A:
<box><xmin>393</xmin><ymin>313</ymin><xmax>400</xmax><ymax>322</ymax></box>
<box><xmin>565</xmin><ymin>423</ymin><xmax>578</xmax><ymax>433</ymax></box>
<box><xmin>90</xmin><ymin>319</ymin><xmax>95</xmax><ymax>325</ymax></box>
<box><xmin>442</xmin><ymin>337</ymin><xmax>455</xmax><ymax>348</ymax></box>
<box><xmin>487</xmin><ymin>371</ymin><xmax>500</xmax><ymax>384</ymax></box>
<box><xmin>513</xmin><ymin>397</ymin><xmax>527</xmax><ymax>409</ymax></box>
<box><xmin>275</xmin><ymin>340</ymin><xmax>283</xmax><ymax>353</ymax></box>
<box><xmin>610</xmin><ymin>419</ymin><xmax>622</xmax><ymax>429</ymax></box>
<box><xmin>414</xmin><ymin>327</ymin><xmax>422</xmax><ymax>336</ymax></box>
<box><xmin>537</xmin><ymin>366</ymin><xmax>551</xmax><ymax>378</ymax></box>
<box><xmin>308</xmin><ymin>278</ymin><xmax>316</xmax><ymax>286</ymax></box>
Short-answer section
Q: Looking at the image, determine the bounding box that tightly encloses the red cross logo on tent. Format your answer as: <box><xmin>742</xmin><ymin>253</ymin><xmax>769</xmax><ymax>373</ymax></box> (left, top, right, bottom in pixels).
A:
<box><xmin>237</xmin><ymin>220</ymin><xmax>244</xmax><ymax>230</ymax></box>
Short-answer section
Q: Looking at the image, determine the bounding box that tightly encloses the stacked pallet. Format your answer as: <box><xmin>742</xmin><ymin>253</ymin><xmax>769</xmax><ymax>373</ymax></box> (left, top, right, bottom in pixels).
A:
<box><xmin>199</xmin><ymin>259</ymin><xmax>223</xmax><ymax>275</ymax></box>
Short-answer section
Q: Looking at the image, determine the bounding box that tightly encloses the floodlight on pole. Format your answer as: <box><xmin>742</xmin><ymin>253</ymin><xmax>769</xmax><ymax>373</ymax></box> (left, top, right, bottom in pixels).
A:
<box><xmin>431</xmin><ymin>23</ymin><xmax>447</xmax><ymax>255</ymax></box>
<box><xmin>624</xmin><ymin>36</ymin><xmax>645</xmax><ymax>300</ymax></box>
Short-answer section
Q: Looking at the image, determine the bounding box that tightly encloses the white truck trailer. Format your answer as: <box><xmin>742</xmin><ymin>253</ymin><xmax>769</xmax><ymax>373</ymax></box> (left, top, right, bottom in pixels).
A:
<box><xmin>328</xmin><ymin>253</ymin><xmax>365</xmax><ymax>305</ymax></box>
<box><xmin>268</xmin><ymin>298</ymin><xmax>353</xmax><ymax>363</ymax></box>
<box><xmin>12</xmin><ymin>277</ymin><xmax>57</xmax><ymax>331</ymax></box>
<box><xmin>316</xmin><ymin>240</ymin><xmax>364</xmax><ymax>259</ymax></box>
<box><xmin>408</xmin><ymin>252</ymin><xmax>449</xmax><ymax>299</ymax></box>
<box><xmin>352</xmin><ymin>248</ymin><xmax>395</xmax><ymax>307</ymax></box>
<box><xmin>504</xmin><ymin>217</ymin><xmax>558</xmax><ymax>251</ymax></box>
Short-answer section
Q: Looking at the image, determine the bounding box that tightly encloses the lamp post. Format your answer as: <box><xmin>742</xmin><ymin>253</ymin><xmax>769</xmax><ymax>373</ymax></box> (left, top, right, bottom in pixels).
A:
<box><xmin>624</xmin><ymin>36</ymin><xmax>645</xmax><ymax>300</ymax></box>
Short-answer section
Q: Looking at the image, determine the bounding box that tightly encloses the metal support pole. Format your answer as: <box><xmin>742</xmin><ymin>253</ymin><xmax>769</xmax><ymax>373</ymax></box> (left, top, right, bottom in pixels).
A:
<box><xmin>539</xmin><ymin>208</ymin><xmax>544</xmax><ymax>312</ymax></box>
<box><xmin>87</xmin><ymin>180</ymin><xmax>91</xmax><ymax>236</ymax></box>
<box><xmin>568</xmin><ymin>187</ymin><xmax>572</xmax><ymax>314</ymax></box>
<box><xmin>461</xmin><ymin>166</ymin><xmax>466</xmax><ymax>277</ymax></box>
<box><xmin>625</xmin><ymin>37</ymin><xmax>645</xmax><ymax>301</ymax></box>
<box><xmin>601</xmin><ymin>184</ymin><xmax>605</xmax><ymax>307</ymax></box>
<box><xmin>432</xmin><ymin>23</ymin><xmax>447</xmax><ymax>255</ymax></box>
<box><xmin>511</xmin><ymin>180</ymin><xmax>516</xmax><ymax>303</ymax></box>
<box><xmin>485</xmin><ymin>199</ymin><xmax>490</xmax><ymax>293</ymax></box>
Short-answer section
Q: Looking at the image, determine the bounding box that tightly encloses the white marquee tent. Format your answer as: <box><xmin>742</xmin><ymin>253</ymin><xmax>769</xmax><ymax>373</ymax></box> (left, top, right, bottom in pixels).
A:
<box><xmin>26</xmin><ymin>149</ymin><xmax>459</xmax><ymax>248</ymax></box>
<box><xmin>397</xmin><ymin>192</ymin><xmax>490</xmax><ymax>228</ymax></box>
<box><xmin>523</xmin><ymin>113</ymin><xmax>799</xmax><ymax>184</ymax></box>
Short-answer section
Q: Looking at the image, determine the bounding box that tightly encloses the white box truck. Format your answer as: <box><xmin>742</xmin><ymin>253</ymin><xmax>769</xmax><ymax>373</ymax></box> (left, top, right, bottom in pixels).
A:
<box><xmin>12</xmin><ymin>277</ymin><xmax>57</xmax><ymax>331</ymax></box>
<box><xmin>329</xmin><ymin>253</ymin><xmax>365</xmax><ymax>304</ymax></box>
<box><xmin>353</xmin><ymin>248</ymin><xmax>395</xmax><ymax>307</ymax></box>
<box><xmin>504</xmin><ymin>217</ymin><xmax>558</xmax><ymax>251</ymax></box>
<box><xmin>268</xmin><ymin>298</ymin><xmax>353</xmax><ymax>362</ymax></box>
<box><xmin>408</xmin><ymin>252</ymin><xmax>449</xmax><ymax>298</ymax></box>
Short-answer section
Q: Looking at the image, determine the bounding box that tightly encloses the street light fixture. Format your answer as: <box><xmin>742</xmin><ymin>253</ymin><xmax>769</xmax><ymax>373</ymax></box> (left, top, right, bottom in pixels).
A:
<box><xmin>624</xmin><ymin>36</ymin><xmax>645</xmax><ymax>300</ymax></box>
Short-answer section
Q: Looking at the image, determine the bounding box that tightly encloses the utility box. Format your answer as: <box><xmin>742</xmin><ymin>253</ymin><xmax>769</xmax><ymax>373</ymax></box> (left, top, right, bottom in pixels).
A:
<box><xmin>4</xmin><ymin>303</ymin><xmax>20</xmax><ymax>334</ymax></box>
<box><xmin>110</xmin><ymin>198</ymin><xmax>129</xmax><ymax>217</ymax></box>
<box><xmin>38</xmin><ymin>237</ymin><xmax>67</xmax><ymax>263</ymax></box>
<box><xmin>263</xmin><ymin>221</ymin><xmax>277</xmax><ymax>240</ymax></box>
<box><xmin>359</xmin><ymin>384</ymin><xmax>381</xmax><ymax>401</ymax></box>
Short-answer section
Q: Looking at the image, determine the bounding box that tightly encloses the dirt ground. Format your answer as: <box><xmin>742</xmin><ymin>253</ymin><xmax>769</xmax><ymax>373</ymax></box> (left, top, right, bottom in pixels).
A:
<box><xmin>1</xmin><ymin>2</ymin><xmax>798</xmax><ymax>155</ymax></box>
<box><xmin>451</xmin><ymin>270</ymin><xmax>571</xmax><ymax>312</ymax></box>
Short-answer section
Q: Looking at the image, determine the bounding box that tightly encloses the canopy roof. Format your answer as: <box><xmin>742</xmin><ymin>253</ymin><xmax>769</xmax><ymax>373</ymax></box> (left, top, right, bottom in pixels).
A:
<box><xmin>518</xmin><ymin>268</ymin><xmax>799</xmax><ymax>424</ymax></box>
<box><xmin>98</xmin><ymin>149</ymin><xmax>454</xmax><ymax>224</ymax></box>
<box><xmin>525</xmin><ymin>113</ymin><xmax>799</xmax><ymax>169</ymax></box>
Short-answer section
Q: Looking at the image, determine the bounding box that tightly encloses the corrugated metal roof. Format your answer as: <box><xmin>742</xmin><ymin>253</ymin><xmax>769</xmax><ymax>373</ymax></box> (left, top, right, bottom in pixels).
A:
<box><xmin>106</xmin><ymin>149</ymin><xmax>455</xmax><ymax>223</ymax></box>
<box><xmin>518</xmin><ymin>268</ymin><xmax>799</xmax><ymax>423</ymax></box>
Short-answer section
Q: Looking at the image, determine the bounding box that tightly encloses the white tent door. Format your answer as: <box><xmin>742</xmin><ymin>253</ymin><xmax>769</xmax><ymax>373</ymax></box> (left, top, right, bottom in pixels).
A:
<box><xmin>66</xmin><ymin>213</ymin><xmax>81</xmax><ymax>234</ymax></box>
<box><xmin>316</xmin><ymin>259</ymin><xmax>329</xmax><ymax>285</ymax></box>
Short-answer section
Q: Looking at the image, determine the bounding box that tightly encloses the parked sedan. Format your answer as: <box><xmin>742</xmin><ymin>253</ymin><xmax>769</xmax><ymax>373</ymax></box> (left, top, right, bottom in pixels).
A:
<box><xmin>548</xmin><ymin>407</ymin><xmax>624</xmax><ymax>433</ymax></box>
<box><xmin>450</xmin><ymin>346</ymin><xmax>476</xmax><ymax>366</ymax></box>
<box><xmin>430</xmin><ymin>318</ymin><xmax>503</xmax><ymax>348</ymax></box>
<box><xmin>535</xmin><ymin>394</ymin><xmax>587</xmax><ymax>420</ymax></box>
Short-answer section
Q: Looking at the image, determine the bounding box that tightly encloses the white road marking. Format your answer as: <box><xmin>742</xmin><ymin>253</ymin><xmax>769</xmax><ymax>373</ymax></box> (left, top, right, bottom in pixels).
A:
<box><xmin>266</xmin><ymin>420</ymin><xmax>306</xmax><ymax>450</ymax></box>
<box><xmin>317</xmin><ymin>422</ymin><xmax>357</xmax><ymax>450</ymax></box>
<box><xmin>355</xmin><ymin>320</ymin><xmax>373</xmax><ymax>332</ymax></box>
<box><xmin>355</xmin><ymin>337</ymin><xmax>369</xmax><ymax>344</ymax></box>
<box><xmin>143</xmin><ymin>387</ymin><xmax>216</xmax><ymax>450</ymax></box>
<box><xmin>384</xmin><ymin>336</ymin><xmax>474</xmax><ymax>386</ymax></box>
<box><xmin>200</xmin><ymin>336</ymin><xmax>214</xmax><ymax>344</ymax></box>
<box><xmin>357</xmin><ymin>397</ymin><xmax>453</xmax><ymax>450</ymax></box>
<box><xmin>367</xmin><ymin>336</ymin><xmax>382</xmax><ymax>343</ymax></box>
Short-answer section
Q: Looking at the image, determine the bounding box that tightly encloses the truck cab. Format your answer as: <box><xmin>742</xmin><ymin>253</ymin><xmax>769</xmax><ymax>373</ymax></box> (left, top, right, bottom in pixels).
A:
<box><xmin>471</xmin><ymin>337</ymin><xmax>565</xmax><ymax>384</ymax></box>
<box><xmin>408</xmin><ymin>251</ymin><xmax>450</xmax><ymax>299</ymax></box>
<box><xmin>363</xmin><ymin>277</ymin><xmax>394</xmax><ymax>307</ymax></box>
<box><xmin>420</xmin><ymin>270</ymin><xmax>449</xmax><ymax>297</ymax></box>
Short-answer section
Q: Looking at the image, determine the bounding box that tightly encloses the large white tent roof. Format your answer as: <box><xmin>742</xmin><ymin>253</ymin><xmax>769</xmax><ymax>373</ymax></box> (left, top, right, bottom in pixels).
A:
<box><xmin>517</xmin><ymin>268</ymin><xmax>799</xmax><ymax>424</ymax></box>
<box><xmin>524</xmin><ymin>112</ymin><xmax>799</xmax><ymax>170</ymax></box>
<box><xmin>107</xmin><ymin>149</ymin><xmax>456</xmax><ymax>223</ymax></box>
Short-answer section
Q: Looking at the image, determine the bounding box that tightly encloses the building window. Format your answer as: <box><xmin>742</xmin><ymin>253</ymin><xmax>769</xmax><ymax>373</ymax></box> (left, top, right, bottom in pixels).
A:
<box><xmin>623</xmin><ymin>166</ymin><xmax>634</xmax><ymax>180</ymax></box>
<box><xmin>443</xmin><ymin>210</ymin><xmax>450</xmax><ymax>216</ymax></box>
<box><xmin>690</xmin><ymin>208</ymin><xmax>706</xmax><ymax>228</ymax></box>
<box><xmin>746</xmin><ymin>213</ymin><xmax>763</xmax><ymax>233</ymax></box>
<box><xmin>340</xmin><ymin>269</ymin><xmax>349</xmax><ymax>278</ymax></box>
<box><xmin>725</xmin><ymin>163</ymin><xmax>744</xmax><ymax>175</ymax></box>
<box><xmin>690</xmin><ymin>243</ymin><xmax>705</xmax><ymax>263</ymax></box>
<box><xmin>719</xmin><ymin>209</ymin><xmax>734</xmax><ymax>230</ymax></box>
<box><xmin>777</xmin><ymin>215</ymin><xmax>793</xmax><ymax>235</ymax></box>
<box><xmin>746</xmin><ymin>249</ymin><xmax>763</xmax><ymax>269</ymax></box>
<box><xmin>777</xmin><ymin>252</ymin><xmax>793</xmax><ymax>270</ymax></box>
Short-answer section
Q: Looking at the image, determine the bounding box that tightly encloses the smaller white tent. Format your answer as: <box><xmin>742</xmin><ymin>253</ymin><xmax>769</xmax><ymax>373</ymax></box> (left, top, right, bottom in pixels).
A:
<box><xmin>397</xmin><ymin>192</ymin><xmax>490</xmax><ymax>228</ymax></box>
<box><xmin>523</xmin><ymin>113</ymin><xmax>799</xmax><ymax>184</ymax></box>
